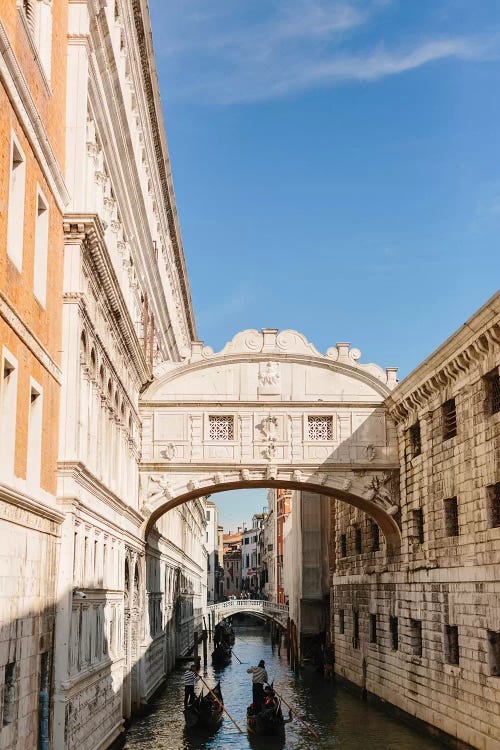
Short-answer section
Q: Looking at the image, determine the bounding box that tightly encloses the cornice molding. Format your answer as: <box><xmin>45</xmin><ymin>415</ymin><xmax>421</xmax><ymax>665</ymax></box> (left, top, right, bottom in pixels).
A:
<box><xmin>58</xmin><ymin>460</ymin><xmax>145</xmax><ymax>530</ymax></box>
<box><xmin>63</xmin><ymin>214</ymin><xmax>150</xmax><ymax>386</ymax></box>
<box><xmin>130</xmin><ymin>0</ymin><xmax>197</xmax><ymax>343</ymax></box>
<box><xmin>0</xmin><ymin>481</ymin><xmax>64</xmax><ymax>533</ymax></box>
<box><xmin>0</xmin><ymin>291</ymin><xmax>62</xmax><ymax>383</ymax></box>
<box><xmin>0</xmin><ymin>19</ymin><xmax>69</xmax><ymax>210</ymax></box>
<box><xmin>386</xmin><ymin>291</ymin><xmax>500</xmax><ymax>422</ymax></box>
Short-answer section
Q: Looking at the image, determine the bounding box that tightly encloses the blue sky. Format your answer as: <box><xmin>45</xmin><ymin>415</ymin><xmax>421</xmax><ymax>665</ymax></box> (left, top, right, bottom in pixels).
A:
<box><xmin>149</xmin><ymin>0</ymin><xmax>500</xmax><ymax>527</ymax></box>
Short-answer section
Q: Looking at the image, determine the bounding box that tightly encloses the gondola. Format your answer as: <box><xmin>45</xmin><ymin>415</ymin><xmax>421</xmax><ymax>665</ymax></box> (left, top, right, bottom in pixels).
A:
<box><xmin>247</xmin><ymin>699</ymin><xmax>285</xmax><ymax>736</ymax></box>
<box><xmin>211</xmin><ymin>642</ymin><xmax>232</xmax><ymax>666</ymax></box>
<box><xmin>184</xmin><ymin>681</ymin><xmax>224</xmax><ymax>729</ymax></box>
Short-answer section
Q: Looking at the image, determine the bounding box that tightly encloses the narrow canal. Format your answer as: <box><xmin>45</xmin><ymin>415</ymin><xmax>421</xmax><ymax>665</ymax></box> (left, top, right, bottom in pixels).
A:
<box><xmin>123</xmin><ymin>624</ymin><xmax>447</xmax><ymax>750</ymax></box>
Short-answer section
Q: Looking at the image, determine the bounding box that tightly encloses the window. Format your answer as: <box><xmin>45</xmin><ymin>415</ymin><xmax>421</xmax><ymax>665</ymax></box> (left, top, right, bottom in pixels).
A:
<box><xmin>444</xmin><ymin>497</ymin><xmax>459</xmax><ymax>537</ymax></box>
<box><xmin>354</xmin><ymin>527</ymin><xmax>362</xmax><ymax>554</ymax></box>
<box><xmin>487</xmin><ymin>483</ymin><xmax>500</xmax><ymax>528</ymax></box>
<box><xmin>338</xmin><ymin>609</ymin><xmax>345</xmax><ymax>635</ymax></box>
<box><xmin>390</xmin><ymin>616</ymin><xmax>398</xmax><ymax>650</ymax></box>
<box><xmin>27</xmin><ymin>380</ymin><xmax>43</xmax><ymax>486</ymax></box>
<box><xmin>340</xmin><ymin>534</ymin><xmax>347</xmax><ymax>558</ymax></box>
<box><xmin>445</xmin><ymin>625</ymin><xmax>459</xmax><ymax>665</ymax></box>
<box><xmin>206</xmin><ymin>510</ymin><xmax>211</xmax><ymax>521</ymax></box>
<box><xmin>442</xmin><ymin>398</ymin><xmax>457</xmax><ymax>440</ymax></box>
<box><xmin>484</xmin><ymin>368</ymin><xmax>500</xmax><ymax>415</ymax></box>
<box><xmin>413</xmin><ymin>508</ymin><xmax>425</xmax><ymax>544</ymax></box>
<box><xmin>409</xmin><ymin>421</ymin><xmax>421</xmax><ymax>456</ymax></box>
<box><xmin>2</xmin><ymin>661</ymin><xmax>16</xmax><ymax>725</ymax></box>
<box><xmin>226</xmin><ymin>578</ymin><xmax>229</xmax><ymax>588</ymax></box>
<box><xmin>0</xmin><ymin>349</ymin><xmax>18</xmax><ymax>478</ymax></box>
<box><xmin>487</xmin><ymin>631</ymin><xmax>500</xmax><ymax>677</ymax></box>
<box><xmin>7</xmin><ymin>133</ymin><xmax>26</xmax><ymax>270</ymax></box>
<box><xmin>370</xmin><ymin>614</ymin><xmax>377</xmax><ymax>644</ymax></box>
<box><xmin>353</xmin><ymin>610</ymin><xmax>359</xmax><ymax>649</ymax></box>
<box><xmin>244</xmin><ymin>537</ymin><xmax>249</xmax><ymax>545</ymax></box>
<box><xmin>308</xmin><ymin>415</ymin><xmax>333</xmax><ymax>441</ymax></box>
<box><xmin>246</xmin><ymin>555</ymin><xmax>249</xmax><ymax>568</ymax></box>
<box><xmin>206</xmin><ymin>532</ymin><xmax>208</xmax><ymax>543</ymax></box>
<box><xmin>33</xmin><ymin>188</ymin><xmax>49</xmax><ymax>305</ymax></box>
<box><xmin>410</xmin><ymin>619</ymin><xmax>423</xmax><ymax>656</ymax></box>
<box><xmin>209</xmin><ymin>415</ymin><xmax>234</xmax><ymax>441</ymax></box>
<box><xmin>371</xmin><ymin>521</ymin><xmax>380</xmax><ymax>552</ymax></box>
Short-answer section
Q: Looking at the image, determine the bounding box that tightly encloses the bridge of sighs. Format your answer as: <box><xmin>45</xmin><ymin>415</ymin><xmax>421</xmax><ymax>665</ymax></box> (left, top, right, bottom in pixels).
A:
<box><xmin>139</xmin><ymin>328</ymin><xmax>401</xmax><ymax>552</ymax></box>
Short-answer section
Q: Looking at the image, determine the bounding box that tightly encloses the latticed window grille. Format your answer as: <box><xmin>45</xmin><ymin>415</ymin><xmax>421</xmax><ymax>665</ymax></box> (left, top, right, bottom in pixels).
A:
<box><xmin>308</xmin><ymin>415</ymin><xmax>333</xmax><ymax>441</ymax></box>
<box><xmin>208</xmin><ymin>415</ymin><xmax>234</xmax><ymax>441</ymax></box>
<box><xmin>410</xmin><ymin>619</ymin><xmax>423</xmax><ymax>657</ymax></box>
<box><xmin>442</xmin><ymin>398</ymin><xmax>457</xmax><ymax>440</ymax></box>
<box><xmin>390</xmin><ymin>616</ymin><xmax>399</xmax><ymax>650</ymax></box>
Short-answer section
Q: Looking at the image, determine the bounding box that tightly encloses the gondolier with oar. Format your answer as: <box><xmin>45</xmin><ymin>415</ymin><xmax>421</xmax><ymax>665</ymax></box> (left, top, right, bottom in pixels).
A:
<box><xmin>247</xmin><ymin>659</ymin><xmax>268</xmax><ymax>712</ymax></box>
<box><xmin>183</xmin><ymin>664</ymin><xmax>199</xmax><ymax>709</ymax></box>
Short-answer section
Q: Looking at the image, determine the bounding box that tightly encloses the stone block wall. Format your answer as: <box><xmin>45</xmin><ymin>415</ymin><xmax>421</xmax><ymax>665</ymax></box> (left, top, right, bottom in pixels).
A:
<box><xmin>331</xmin><ymin>292</ymin><xmax>500</xmax><ymax>750</ymax></box>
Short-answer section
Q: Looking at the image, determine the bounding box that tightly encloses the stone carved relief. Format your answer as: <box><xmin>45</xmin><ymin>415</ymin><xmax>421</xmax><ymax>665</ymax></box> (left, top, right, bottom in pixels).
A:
<box><xmin>365</xmin><ymin>444</ymin><xmax>376</xmax><ymax>462</ymax></box>
<box><xmin>364</xmin><ymin>473</ymin><xmax>399</xmax><ymax>513</ymax></box>
<box><xmin>240</xmin><ymin>469</ymin><xmax>250</xmax><ymax>481</ymax></box>
<box><xmin>262</xmin><ymin>442</ymin><xmax>277</xmax><ymax>462</ymax></box>
<box><xmin>160</xmin><ymin>443</ymin><xmax>176</xmax><ymax>461</ymax></box>
<box><xmin>258</xmin><ymin>361</ymin><xmax>281</xmax><ymax>395</ymax></box>
<box><xmin>147</xmin><ymin>475</ymin><xmax>173</xmax><ymax>503</ymax></box>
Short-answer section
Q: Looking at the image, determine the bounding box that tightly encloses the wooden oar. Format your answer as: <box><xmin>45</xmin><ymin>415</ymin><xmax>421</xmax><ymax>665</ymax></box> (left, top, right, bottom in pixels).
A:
<box><xmin>197</xmin><ymin>675</ymin><xmax>244</xmax><ymax>734</ymax></box>
<box><xmin>230</xmin><ymin>649</ymin><xmax>245</xmax><ymax>664</ymax></box>
<box><xmin>272</xmin><ymin>687</ymin><xmax>320</xmax><ymax>740</ymax></box>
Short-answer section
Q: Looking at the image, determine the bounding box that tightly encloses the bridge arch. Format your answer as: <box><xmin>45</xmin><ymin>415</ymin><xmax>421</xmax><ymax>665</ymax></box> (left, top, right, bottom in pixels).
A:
<box><xmin>208</xmin><ymin>600</ymin><xmax>289</xmax><ymax>628</ymax></box>
<box><xmin>139</xmin><ymin>329</ymin><xmax>400</xmax><ymax>550</ymax></box>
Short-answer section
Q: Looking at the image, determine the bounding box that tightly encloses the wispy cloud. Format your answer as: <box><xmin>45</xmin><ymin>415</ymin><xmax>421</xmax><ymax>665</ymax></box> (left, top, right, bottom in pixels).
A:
<box><xmin>154</xmin><ymin>1</ymin><xmax>500</xmax><ymax>104</ymax></box>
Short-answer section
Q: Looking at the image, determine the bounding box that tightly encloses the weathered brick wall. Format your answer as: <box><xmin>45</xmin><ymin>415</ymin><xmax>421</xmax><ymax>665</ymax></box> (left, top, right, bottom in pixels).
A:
<box><xmin>332</xmin><ymin>294</ymin><xmax>500</xmax><ymax>750</ymax></box>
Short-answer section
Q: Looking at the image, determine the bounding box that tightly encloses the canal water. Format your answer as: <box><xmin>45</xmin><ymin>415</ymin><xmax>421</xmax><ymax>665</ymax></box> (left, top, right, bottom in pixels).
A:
<box><xmin>123</xmin><ymin>625</ymin><xmax>446</xmax><ymax>750</ymax></box>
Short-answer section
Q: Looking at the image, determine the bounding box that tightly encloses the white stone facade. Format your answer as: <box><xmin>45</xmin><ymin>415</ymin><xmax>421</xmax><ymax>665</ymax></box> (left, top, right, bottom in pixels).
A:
<box><xmin>205</xmin><ymin>501</ymin><xmax>221</xmax><ymax>604</ymax></box>
<box><xmin>262</xmin><ymin>491</ymin><xmax>277</xmax><ymax>602</ymax></box>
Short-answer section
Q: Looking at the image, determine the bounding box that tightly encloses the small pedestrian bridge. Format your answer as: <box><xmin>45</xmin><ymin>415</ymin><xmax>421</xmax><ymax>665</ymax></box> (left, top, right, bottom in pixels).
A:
<box><xmin>207</xmin><ymin>600</ymin><xmax>289</xmax><ymax>627</ymax></box>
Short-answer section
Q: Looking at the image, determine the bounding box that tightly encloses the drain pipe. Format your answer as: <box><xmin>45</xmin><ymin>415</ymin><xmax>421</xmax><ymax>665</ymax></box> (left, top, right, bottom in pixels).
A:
<box><xmin>39</xmin><ymin>688</ymin><xmax>49</xmax><ymax>750</ymax></box>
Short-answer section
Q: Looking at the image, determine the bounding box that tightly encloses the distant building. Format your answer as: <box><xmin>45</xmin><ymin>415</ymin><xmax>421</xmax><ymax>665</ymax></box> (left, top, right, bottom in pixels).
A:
<box><xmin>262</xmin><ymin>492</ymin><xmax>277</xmax><ymax>601</ymax></box>
<box><xmin>276</xmin><ymin>489</ymin><xmax>292</xmax><ymax>603</ymax></box>
<box><xmin>205</xmin><ymin>501</ymin><xmax>222</xmax><ymax>603</ymax></box>
<box><xmin>242</xmin><ymin>514</ymin><xmax>265</xmax><ymax>592</ymax></box>
<box><xmin>222</xmin><ymin>531</ymin><xmax>242</xmax><ymax>598</ymax></box>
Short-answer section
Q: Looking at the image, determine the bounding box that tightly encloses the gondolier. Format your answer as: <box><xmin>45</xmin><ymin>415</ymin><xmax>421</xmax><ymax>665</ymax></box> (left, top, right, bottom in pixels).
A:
<box><xmin>247</xmin><ymin>660</ymin><xmax>268</xmax><ymax>712</ymax></box>
<box><xmin>183</xmin><ymin>664</ymin><xmax>199</xmax><ymax>709</ymax></box>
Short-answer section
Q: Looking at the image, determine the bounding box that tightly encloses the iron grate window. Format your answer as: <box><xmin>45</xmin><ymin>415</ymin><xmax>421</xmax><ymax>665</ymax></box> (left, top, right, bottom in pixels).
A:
<box><xmin>209</xmin><ymin>415</ymin><xmax>234</xmax><ymax>441</ymax></box>
<box><xmin>338</xmin><ymin>609</ymin><xmax>345</xmax><ymax>635</ymax></box>
<box><xmin>487</xmin><ymin>631</ymin><xmax>500</xmax><ymax>677</ymax></box>
<box><xmin>340</xmin><ymin>534</ymin><xmax>347</xmax><ymax>558</ymax></box>
<box><xmin>413</xmin><ymin>508</ymin><xmax>425</xmax><ymax>544</ymax></box>
<box><xmin>484</xmin><ymin>369</ymin><xmax>500</xmax><ymax>415</ymax></box>
<box><xmin>442</xmin><ymin>398</ymin><xmax>457</xmax><ymax>440</ymax></box>
<box><xmin>371</xmin><ymin>521</ymin><xmax>380</xmax><ymax>552</ymax></box>
<box><xmin>444</xmin><ymin>497</ymin><xmax>459</xmax><ymax>537</ymax></box>
<box><xmin>488</xmin><ymin>483</ymin><xmax>500</xmax><ymax>528</ymax></box>
<box><xmin>410</xmin><ymin>619</ymin><xmax>423</xmax><ymax>657</ymax></box>
<box><xmin>307</xmin><ymin>416</ymin><xmax>333</xmax><ymax>441</ymax></box>
<box><xmin>370</xmin><ymin>614</ymin><xmax>377</xmax><ymax>644</ymax></box>
<box><xmin>354</xmin><ymin>527</ymin><xmax>362</xmax><ymax>554</ymax></box>
<box><xmin>353</xmin><ymin>610</ymin><xmax>359</xmax><ymax>649</ymax></box>
<box><xmin>446</xmin><ymin>625</ymin><xmax>460</xmax><ymax>665</ymax></box>
<box><xmin>390</xmin><ymin>616</ymin><xmax>399</xmax><ymax>650</ymax></box>
<box><xmin>409</xmin><ymin>421</ymin><xmax>422</xmax><ymax>457</ymax></box>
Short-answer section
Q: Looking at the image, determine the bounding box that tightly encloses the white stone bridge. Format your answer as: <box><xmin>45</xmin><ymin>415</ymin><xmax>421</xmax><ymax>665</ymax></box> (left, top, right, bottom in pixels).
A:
<box><xmin>207</xmin><ymin>599</ymin><xmax>289</xmax><ymax>627</ymax></box>
<box><xmin>140</xmin><ymin>328</ymin><xmax>401</xmax><ymax>551</ymax></box>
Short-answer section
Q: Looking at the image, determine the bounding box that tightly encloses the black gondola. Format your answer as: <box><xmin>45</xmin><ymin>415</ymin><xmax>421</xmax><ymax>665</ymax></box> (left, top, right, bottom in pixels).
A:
<box><xmin>184</xmin><ymin>681</ymin><xmax>224</xmax><ymax>729</ymax></box>
<box><xmin>247</xmin><ymin>699</ymin><xmax>285</xmax><ymax>736</ymax></box>
<box><xmin>211</xmin><ymin>642</ymin><xmax>232</xmax><ymax>666</ymax></box>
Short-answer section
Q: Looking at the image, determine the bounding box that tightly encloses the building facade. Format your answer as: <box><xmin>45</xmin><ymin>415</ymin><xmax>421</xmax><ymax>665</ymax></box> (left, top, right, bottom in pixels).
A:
<box><xmin>222</xmin><ymin>532</ymin><xmax>242</xmax><ymax>599</ymax></box>
<box><xmin>331</xmin><ymin>292</ymin><xmax>500</xmax><ymax>750</ymax></box>
<box><xmin>0</xmin><ymin>0</ymin><xmax>69</xmax><ymax>747</ymax></box>
<box><xmin>276</xmin><ymin>489</ymin><xmax>292</xmax><ymax>604</ymax></box>
<box><xmin>241</xmin><ymin>514</ymin><xmax>265</xmax><ymax>594</ymax></box>
<box><xmin>205</xmin><ymin>500</ymin><xmax>221</xmax><ymax>604</ymax></box>
<box><xmin>262</xmin><ymin>490</ymin><xmax>277</xmax><ymax>601</ymax></box>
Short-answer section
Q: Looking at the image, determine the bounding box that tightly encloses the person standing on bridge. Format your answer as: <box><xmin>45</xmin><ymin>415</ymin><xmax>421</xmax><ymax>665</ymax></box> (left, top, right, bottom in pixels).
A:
<box><xmin>247</xmin><ymin>660</ymin><xmax>268</xmax><ymax>712</ymax></box>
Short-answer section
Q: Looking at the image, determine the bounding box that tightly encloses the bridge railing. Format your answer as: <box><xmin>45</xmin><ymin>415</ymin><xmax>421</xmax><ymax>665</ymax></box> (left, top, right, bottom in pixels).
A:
<box><xmin>207</xmin><ymin>600</ymin><xmax>289</xmax><ymax>615</ymax></box>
